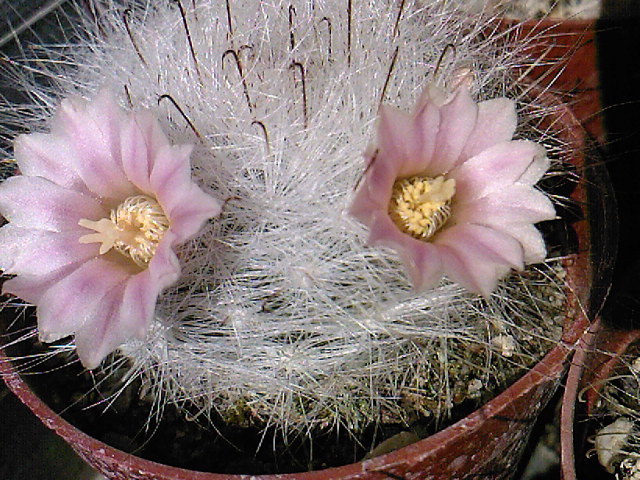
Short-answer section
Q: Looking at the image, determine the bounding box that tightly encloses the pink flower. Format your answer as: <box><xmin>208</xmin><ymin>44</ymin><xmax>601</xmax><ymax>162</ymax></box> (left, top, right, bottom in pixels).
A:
<box><xmin>350</xmin><ymin>83</ymin><xmax>556</xmax><ymax>296</ymax></box>
<box><xmin>0</xmin><ymin>90</ymin><xmax>221</xmax><ymax>368</ymax></box>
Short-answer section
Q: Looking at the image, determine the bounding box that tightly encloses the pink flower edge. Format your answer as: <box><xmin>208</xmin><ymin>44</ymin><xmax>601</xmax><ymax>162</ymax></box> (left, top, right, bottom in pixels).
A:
<box><xmin>350</xmin><ymin>83</ymin><xmax>556</xmax><ymax>297</ymax></box>
<box><xmin>0</xmin><ymin>90</ymin><xmax>221</xmax><ymax>369</ymax></box>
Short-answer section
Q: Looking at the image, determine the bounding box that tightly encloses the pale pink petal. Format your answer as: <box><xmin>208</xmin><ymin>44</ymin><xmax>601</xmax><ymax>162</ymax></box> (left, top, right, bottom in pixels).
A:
<box><xmin>120</xmin><ymin>111</ymin><xmax>171</xmax><ymax>193</ymax></box>
<box><xmin>0</xmin><ymin>225</ymin><xmax>97</xmax><ymax>276</ymax></box>
<box><xmin>401</xmin><ymin>241</ymin><xmax>443</xmax><ymax>292</ymax></box>
<box><xmin>449</xmin><ymin>140</ymin><xmax>546</xmax><ymax>204</ymax></box>
<box><xmin>439</xmin><ymin>245</ymin><xmax>510</xmax><ymax>298</ymax></box>
<box><xmin>14</xmin><ymin>133</ymin><xmax>83</xmax><ymax>190</ymax></box>
<box><xmin>149</xmin><ymin>144</ymin><xmax>221</xmax><ymax>239</ymax></box>
<box><xmin>368</xmin><ymin>211</ymin><xmax>443</xmax><ymax>291</ymax></box>
<box><xmin>2</xmin><ymin>262</ymin><xmax>84</xmax><ymax>305</ymax></box>
<box><xmin>36</xmin><ymin>258</ymin><xmax>132</xmax><ymax>342</ymax></box>
<box><xmin>121</xmin><ymin>234</ymin><xmax>181</xmax><ymax>338</ymax></box>
<box><xmin>460</xmin><ymin>98</ymin><xmax>517</xmax><ymax>160</ymax></box>
<box><xmin>436</xmin><ymin>224</ymin><xmax>524</xmax><ymax>271</ymax></box>
<box><xmin>74</xmin><ymin>284</ymin><xmax>128</xmax><ymax>369</ymax></box>
<box><xmin>120</xmin><ymin>115</ymin><xmax>151</xmax><ymax>193</ymax></box>
<box><xmin>0</xmin><ymin>176</ymin><xmax>105</xmax><ymax>231</ymax></box>
<box><xmin>349</xmin><ymin>178</ymin><xmax>380</xmax><ymax>226</ymax></box>
<box><xmin>149</xmin><ymin>144</ymin><xmax>193</xmax><ymax>208</ymax></box>
<box><xmin>517</xmin><ymin>154</ymin><xmax>551</xmax><ymax>186</ymax></box>
<box><xmin>507</xmin><ymin>224</ymin><xmax>548</xmax><ymax>264</ymax></box>
<box><xmin>409</xmin><ymin>101</ymin><xmax>441</xmax><ymax>175</ymax></box>
<box><xmin>53</xmin><ymin>91</ymin><xmax>134</xmax><ymax>200</ymax></box>
<box><xmin>74</xmin><ymin>235</ymin><xmax>181</xmax><ymax>369</ymax></box>
<box><xmin>367</xmin><ymin>210</ymin><xmax>403</xmax><ymax>247</ymax></box>
<box><xmin>426</xmin><ymin>86</ymin><xmax>478</xmax><ymax>175</ymax></box>
<box><xmin>366</xmin><ymin>159</ymin><xmax>396</xmax><ymax>202</ymax></box>
<box><xmin>168</xmin><ymin>188</ymin><xmax>221</xmax><ymax>243</ymax></box>
<box><xmin>120</xmin><ymin>273</ymin><xmax>157</xmax><ymax>339</ymax></box>
<box><xmin>148</xmin><ymin>231</ymin><xmax>182</xmax><ymax>288</ymax></box>
<box><xmin>377</xmin><ymin>105</ymin><xmax>420</xmax><ymax>171</ymax></box>
<box><xmin>375</xmin><ymin>101</ymin><xmax>441</xmax><ymax>176</ymax></box>
<box><xmin>75</xmin><ymin>245</ymin><xmax>180</xmax><ymax>367</ymax></box>
<box><xmin>436</xmin><ymin>224</ymin><xmax>523</xmax><ymax>296</ymax></box>
<box><xmin>415</xmin><ymin>83</ymin><xmax>448</xmax><ymax>109</ymax></box>
<box><xmin>453</xmin><ymin>185</ymin><xmax>556</xmax><ymax>226</ymax></box>
<box><xmin>350</xmin><ymin>158</ymin><xmax>398</xmax><ymax>226</ymax></box>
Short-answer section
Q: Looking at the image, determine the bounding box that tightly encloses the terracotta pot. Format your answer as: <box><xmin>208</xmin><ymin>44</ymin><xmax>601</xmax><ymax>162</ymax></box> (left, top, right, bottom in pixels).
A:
<box><xmin>551</xmin><ymin>15</ymin><xmax>640</xmax><ymax>480</ymax></box>
<box><xmin>0</xmin><ymin>18</ymin><xmax>615</xmax><ymax>480</ymax></box>
<box><xmin>560</xmin><ymin>320</ymin><xmax>640</xmax><ymax>480</ymax></box>
<box><xmin>507</xmin><ymin>19</ymin><xmax>602</xmax><ymax>141</ymax></box>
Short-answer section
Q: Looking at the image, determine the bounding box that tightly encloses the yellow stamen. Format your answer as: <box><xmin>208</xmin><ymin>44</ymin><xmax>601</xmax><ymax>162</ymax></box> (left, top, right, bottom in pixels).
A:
<box><xmin>389</xmin><ymin>175</ymin><xmax>456</xmax><ymax>240</ymax></box>
<box><xmin>79</xmin><ymin>195</ymin><xmax>169</xmax><ymax>267</ymax></box>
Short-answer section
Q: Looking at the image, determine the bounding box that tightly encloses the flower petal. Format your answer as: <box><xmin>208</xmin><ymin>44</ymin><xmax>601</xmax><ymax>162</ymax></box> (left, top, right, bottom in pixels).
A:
<box><xmin>119</xmin><ymin>273</ymin><xmax>157</xmax><ymax>340</ymax></box>
<box><xmin>401</xmin><ymin>241</ymin><xmax>444</xmax><ymax>292</ymax></box>
<box><xmin>0</xmin><ymin>176</ymin><xmax>105</xmax><ymax>231</ymax></box>
<box><xmin>149</xmin><ymin>144</ymin><xmax>193</xmax><ymax>208</ymax></box>
<box><xmin>168</xmin><ymin>189</ymin><xmax>221</xmax><ymax>243</ymax></box>
<box><xmin>416</xmin><ymin>83</ymin><xmax>449</xmax><ymax>109</ymax></box>
<box><xmin>121</xmin><ymin>233</ymin><xmax>181</xmax><ymax>338</ymax></box>
<box><xmin>2</xmin><ymin>262</ymin><xmax>84</xmax><ymax>306</ymax></box>
<box><xmin>438</xmin><ymin>245</ymin><xmax>510</xmax><ymax>298</ymax></box>
<box><xmin>350</xmin><ymin>157</ymin><xmax>397</xmax><ymax>227</ymax></box>
<box><xmin>435</xmin><ymin>223</ymin><xmax>524</xmax><ymax>296</ymax></box>
<box><xmin>120</xmin><ymin>111</ymin><xmax>171</xmax><ymax>193</ymax></box>
<box><xmin>437</xmin><ymin>223</ymin><xmax>524</xmax><ymax>270</ymax></box>
<box><xmin>517</xmin><ymin>153</ymin><xmax>551</xmax><ymax>186</ymax></box>
<box><xmin>365</xmin><ymin>159</ymin><xmax>396</xmax><ymax>204</ymax></box>
<box><xmin>14</xmin><ymin>133</ymin><xmax>83</xmax><ymax>190</ymax></box>
<box><xmin>410</xmin><ymin>101</ymin><xmax>441</xmax><ymax>175</ymax></box>
<box><xmin>72</xmin><ymin>236</ymin><xmax>180</xmax><ymax>368</ymax></box>
<box><xmin>368</xmin><ymin>211</ymin><xmax>443</xmax><ymax>291</ymax></box>
<box><xmin>36</xmin><ymin>257</ymin><xmax>132</xmax><ymax>343</ymax></box>
<box><xmin>73</xmin><ymin>284</ymin><xmax>128</xmax><ymax>369</ymax></box>
<box><xmin>460</xmin><ymin>97</ymin><xmax>517</xmax><ymax>160</ymax></box>
<box><xmin>377</xmin><ymin>105</ymin><xmax>420</xmax><ymax>173</ymax></box>
<box><xmin>426</xmin><ymin>86</ymin><xmax>478</xmax><ymax>175</ymax></box>
<box><xmin>149</xmin><ymin>144</ymin><xmax>221</xmax><ymax>239</ymax></box>
<box><xmin>149</xmin><ymin>231</ymin><xmax>182</xmax><ymax>287</ymax></box>
<box><xmin>454</xmin><ymin>184</ymin><xmax>556</xmax><ymax>226</ymax></box>
<box><xmin>54</xmin><ymin>91</ymin><xmax>135</xmax><ymax>200</ymax></box>
<box><xmin>349</xmin><ymin>176</ymin><xmax>381</xmax><ymax>226</ymax></box>
<box><xmin>507</xmin><ymin>224</ymin><xmax>548</xmax><ymax>264</ymax></box>
<box><xmin>450</xmin><ymin>140</ymin><xmax>546</xmax><ymax>203</ymax></box>
<box><xmin>0</xmin><ymin>225</ymin><xmax>97</xmax><ymax>276</ymax></box>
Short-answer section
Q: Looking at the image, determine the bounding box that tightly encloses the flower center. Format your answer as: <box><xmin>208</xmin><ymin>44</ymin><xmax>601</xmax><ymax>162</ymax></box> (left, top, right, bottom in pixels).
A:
<box><xmin>388</xmin><ymin>175</ymin><xmax>456</xmax><ymax>240</ymax></box>
<box><xmin>78</xmin><ymin>195</ymin><xmax>170</xmax><ymax>268</ymax></box>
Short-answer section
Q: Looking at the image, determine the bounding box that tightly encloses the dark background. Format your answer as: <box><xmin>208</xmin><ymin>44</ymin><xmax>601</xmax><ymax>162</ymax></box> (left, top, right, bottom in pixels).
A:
<box><xmin>598</xmin><ymin>1</ymin><xmax>640</xmax><ymax>330</ymax></box>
